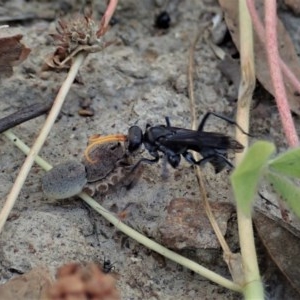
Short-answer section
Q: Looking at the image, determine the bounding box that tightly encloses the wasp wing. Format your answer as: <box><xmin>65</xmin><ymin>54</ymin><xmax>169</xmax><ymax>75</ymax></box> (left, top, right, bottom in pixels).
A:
<box><xmin>160</xmin><ymin>128</ymin><xmax>244</xmax><ymax>152</ymax></box>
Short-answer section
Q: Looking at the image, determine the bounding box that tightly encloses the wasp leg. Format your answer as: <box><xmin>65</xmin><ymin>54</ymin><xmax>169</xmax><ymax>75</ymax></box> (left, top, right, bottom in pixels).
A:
<box><xmin>165</xmin><ymin>116</ymin><xmax>171</xmax><ymax>127</ymax></box>
<box><xmin>166</xmin><ymin>153</ymin><xmax>181</xmax><ymax>168</ymax></box>
<box><xmin>198</xmin><ymin>154</ymin><xmax>234</xmax><ymax>170</ymax></box>
<box><xmin>182</xmin><ymin>151</ymin><xmax>234</xmax><ymax>173</ymax></box>
<box><xmin>197</xmin><ymin>112</ymin><xmax>250</xmax><ymax>136</ymax></box>
<box><xmin>157</xmin><ymin>144</ymin><xmax>180</xmax><ymax>168</ymax></box>
<box><xmin>182</xmin><ymin>151</ymin><xmax>197</xmax><ymax>164</ymax></box>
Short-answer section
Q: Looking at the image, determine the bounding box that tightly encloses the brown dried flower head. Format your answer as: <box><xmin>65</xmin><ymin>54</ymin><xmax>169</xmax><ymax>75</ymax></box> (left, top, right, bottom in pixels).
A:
<box><xmin>45</xmin><ymin>263</ymin><xmax>120</xmax><ymax>300</ymax></box>
<box><xmin>55</xmin><ymin>15</ymin><xmax>101</xmax><ymax>54</ymax></box>
<box><xmin>44</xmin><ymin>13</ymin><xmax>109</xmax><ymax>70</ymax></box>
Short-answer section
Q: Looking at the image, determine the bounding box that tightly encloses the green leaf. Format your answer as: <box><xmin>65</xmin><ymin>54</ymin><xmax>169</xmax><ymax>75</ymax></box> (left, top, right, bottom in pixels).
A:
<box><xmin>267</xmin><ymin>171</ymin><xmax>300</xmax><ymax>218</ymax></box>
<box><xmin>268</xmin><ymin>147</ymin><xmax>300</xmax><ymax>178</ymax></box>
<box><xmin>231</xmin><ymin>141</ymin><xmax>276</xmax><ymax>217</ymax></box>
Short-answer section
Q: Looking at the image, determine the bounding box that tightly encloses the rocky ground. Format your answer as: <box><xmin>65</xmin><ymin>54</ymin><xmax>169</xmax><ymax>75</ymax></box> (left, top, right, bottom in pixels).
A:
<box><xmin>0</xmin><ymin>1</ymin><xmax>300</xmax><ymax>299</ymax></box>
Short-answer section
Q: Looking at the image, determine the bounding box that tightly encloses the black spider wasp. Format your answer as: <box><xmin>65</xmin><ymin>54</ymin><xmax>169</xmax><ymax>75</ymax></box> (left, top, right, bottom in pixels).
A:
<box><xmin>127</xmin><ymin>112</ymin><xmax>247</xmax><ymax>173</ymax></box>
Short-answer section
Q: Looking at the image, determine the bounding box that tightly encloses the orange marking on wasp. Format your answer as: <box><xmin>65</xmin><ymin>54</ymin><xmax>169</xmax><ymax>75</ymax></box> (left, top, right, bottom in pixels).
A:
<box><xmin>84</xmin><ymin>134</ymin><xmax>127</xmax><ymax>163</ymax></box>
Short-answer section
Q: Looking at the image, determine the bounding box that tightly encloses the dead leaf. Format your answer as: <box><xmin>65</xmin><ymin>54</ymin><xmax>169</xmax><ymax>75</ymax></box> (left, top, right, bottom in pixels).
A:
<box><xmin>218</xmin><ymin>0</ymin><xmax>300</xmax><ymax>115</ymax></box>
<box><xmin>254</xmin><ymin>211</ymin><xmax>300</xmax><ymax>295</ymax></box>
<box><xmin>218</xmin><ymin>54</ymin><xmax>241</xmax><ymax>91</ymax></box>
<box><xmin>0</xmin><ymin>34</ymin><xmax>31</xmax><ymax>79</ymax></box>
<box><xmin>0</xmin><ymin>266</ymin><xmax>52</xmax><ymax>300</ymax></box>
<box><xmin>284</xmin><ymin>0</ymin><xmax>300</xmax><ymax>15</ymax></box>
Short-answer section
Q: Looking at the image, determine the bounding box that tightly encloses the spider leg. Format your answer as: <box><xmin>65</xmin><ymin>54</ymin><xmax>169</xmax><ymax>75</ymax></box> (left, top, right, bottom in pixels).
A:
<box><xmin>130</xmin><ymin>152</ymin><xmax>160</xmax><ymax>171</ymax></box>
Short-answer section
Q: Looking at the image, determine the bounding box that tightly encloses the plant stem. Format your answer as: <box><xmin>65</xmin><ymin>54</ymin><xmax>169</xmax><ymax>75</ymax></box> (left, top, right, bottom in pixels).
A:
<box><xmin>235</xmin><ymin>0</ymin><xmax>264</xmax><ymax>299</ymax></box>
<box><xmin>97</xmin><ymin>0</ymin><xmax>119</xmax><ymax>37</ymax></box>
<box><xmin>0</xmin><ymin>53</ymin><xmax>86</xmax><ymax>234</ymax></box>
<box><xmin>264</xmin><ymin>1</ymin><xmax>299</xmax><ymax>147</ymax></box>
<box><xmin>81</xmin><ymin>193</ymin><xmax>241</xmax><ymax>292</ymax></box>
<box><xmin>0</xmin><ymin>101</ymin><xmax>53</xmax><ymax>134</ymax></box>
<box><xmin>4</xmin><ymin>130</ymin><xmax>242</xmax><ymax>293</ymax></box>
<box><xmin>3</xmin><ymin>130</ymin><xmax>52</xmax><ymax>170</ymax></box>
<box><xmin>247</xmin><ymin>0</ymin><xmax>300</xmax><ymax>147</ymax></box>
<box><xmin>246</xmin><ymin>0</ymin><xmax>300</xmax><ymax>97</ymax></box>
<box><xmin>187</xmin><ymin>27</ymin><xmax>233</xmax><ymax>257</ymax></box>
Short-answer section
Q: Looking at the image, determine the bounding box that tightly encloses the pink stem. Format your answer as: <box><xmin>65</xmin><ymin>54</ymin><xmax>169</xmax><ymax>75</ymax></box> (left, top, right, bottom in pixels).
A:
<box><xmin>97</xmin><ymin>0</ymin><xmax>118</xmax><ymax>37</ymax></box>
<box><xmin>264</xmin><ymin>1</ymin><xmax>299</xmax><ymax>147</ymax></box>
<box><xmin>246</xmin><ymin>0</ymin><xmax>300</xmax><ymax>99</ymax></box>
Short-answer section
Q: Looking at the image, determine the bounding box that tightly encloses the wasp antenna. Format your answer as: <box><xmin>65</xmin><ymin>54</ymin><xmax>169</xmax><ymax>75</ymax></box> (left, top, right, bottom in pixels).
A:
<box><xmin>198</xmin><ymin>111</ymin><xmax>252</xmax><ymax>136</ymax></box>
<box><xmin>88</xmin><ymin>133</ymin><xmax>102</xmax><ymax>143</ymax></box>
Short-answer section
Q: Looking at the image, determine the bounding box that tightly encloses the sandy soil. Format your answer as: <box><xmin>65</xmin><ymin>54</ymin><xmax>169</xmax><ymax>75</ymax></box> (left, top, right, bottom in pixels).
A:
<box><xmin>0</xmin><ymin>1</ymin><xmax>300</xmax><ymax>299</ymax></box>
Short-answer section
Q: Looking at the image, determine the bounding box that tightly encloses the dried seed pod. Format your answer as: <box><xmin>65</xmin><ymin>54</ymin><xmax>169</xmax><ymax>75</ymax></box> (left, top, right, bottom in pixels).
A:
<box><xmin>46</xmin><ymin>263</ymin><xmax>120</xmax><ymax>300</ymax></box>
<box><xmin>42</xmin><ymin>160</ymin><xmax>87</xmax><ymax>199</ymax></box>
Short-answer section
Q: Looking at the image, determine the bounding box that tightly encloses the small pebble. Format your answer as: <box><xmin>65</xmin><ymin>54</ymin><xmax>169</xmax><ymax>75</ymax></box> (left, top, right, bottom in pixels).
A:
<box><xmin>78</xmin><ymin>108</ymin><xmax>94</xmax><ymax>117</ymax></box>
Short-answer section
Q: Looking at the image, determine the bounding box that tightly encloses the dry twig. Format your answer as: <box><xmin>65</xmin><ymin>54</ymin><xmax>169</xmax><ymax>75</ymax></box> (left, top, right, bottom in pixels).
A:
<box><xmin>0</xmin><ymin>101</ymin><xmax>53</xmax><ymax>134</ymax></box>
<box><xmin>187</xmin><ymin>26</ymin><xmax>233</xmax><ymax>257</ymax></box>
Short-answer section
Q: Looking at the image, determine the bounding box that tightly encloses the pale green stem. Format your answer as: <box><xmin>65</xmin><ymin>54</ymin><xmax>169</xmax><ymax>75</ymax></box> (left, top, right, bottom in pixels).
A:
<box><xmin>236</xmin><ymin>1</ymin><xmax>264</xmax><ymax>299</ymax></box>
<box><xmin>3</xmin><ymin>129</ymin><xmax>242</xmax><ymax>293</ymax></box>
